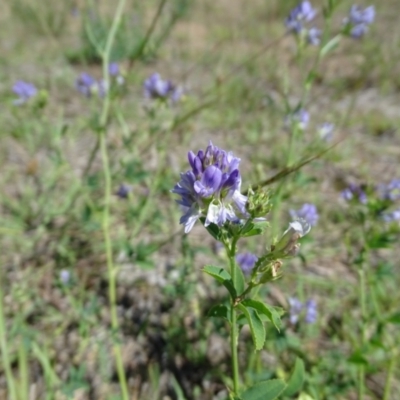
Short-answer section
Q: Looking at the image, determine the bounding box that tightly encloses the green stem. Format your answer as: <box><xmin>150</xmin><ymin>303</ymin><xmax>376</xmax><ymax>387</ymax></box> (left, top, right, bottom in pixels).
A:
<box><xmin>100</xmin><ymin>132</ymin><xmax>129</xmax><ymax>400</ymax></box>
<box><xmin>383</xmin><ymin>353</ymin><xmax>397</xmax><ymax>400</ymax></box>
<box><xmin>97</xmin><ymin>0</ymin><xmax>129</xmax><ymax>398</ymax></box>
<box><xmin>227</xmin><ymin>239</ymin><xmax>240</xmax><ymax>395</ymax></box>
<box><xmin>0</xmin><ymin>282</ymin><xmax>17</xmax><ymax>400</ymax></box>
<box><xmin>358</xmin><ymin>262</ymin><xmax>367</xmax><ymax>400</ymax></box>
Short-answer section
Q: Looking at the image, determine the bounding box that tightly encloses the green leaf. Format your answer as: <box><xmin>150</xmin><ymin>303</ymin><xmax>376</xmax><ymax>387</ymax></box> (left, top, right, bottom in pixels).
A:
<box><xmin>281</xmin><ymin>358</ymin><xmax>305</xmax><ymax>397</ymax></box>
<box><xmin>233</xmin><ymin>263</ymin><xmax>245</xmax><ymax>295</ymax></box>
<box><xmin>241</xmin><ymin>221</ymin><xmax>269</xmax><ymax>237</ymax></box>
<box><xmin>207</xmin><ymin>304</ymin><xmax>231</xmax><ymax>322</ymax></box>
<box><xmin>387</xmin><ymin>312</ymin><xmax>400</xmax><ymax>324</ymax></box>
<box><xmin>241</xmin><ymin>299</ymin><xmax>282</xmax><ymax>331</ymax></box>
<box><xmin>238</xmin><ymin>304</ymin><xmax>265</xmax><ymax>351</ymax></box>
<box><xmin>241</xmin><ymin>379</ymin><xmax>286</xmax><ymax>400</ymax></box>
<box><xmin>348</xmin><ymin>351</ymin><xmax>368</xmax><ymax>366</ymax></box>
<box><xmin>203</xmin><ymin>265</ymin><xmax>237</xmax><ymax>299</ymax></box>
<box><xmin>204</xmin><ymin>222</ymin><xmax>222</xmax><ymax>240</ymax></box>
<box><xmin>320</xmin><ymin>35</ymin><xmax>341</xmax><ymax>58</ymax></box>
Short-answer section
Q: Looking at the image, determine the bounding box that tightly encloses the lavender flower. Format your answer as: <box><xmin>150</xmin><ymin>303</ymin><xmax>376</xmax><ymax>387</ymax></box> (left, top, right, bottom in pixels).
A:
<box><xmin>341</xmin><ymin>183</ymin><xmax>367</xmax><ymax>204</ymax></box>
<box><xmin>344</xmin><ymin>5</ymin><xmax>375</xmax><ymax>38</ymax></box>
<box><xmin>288</xmin><ymin>297</ymin><xmax>303</xmax><ymax>324</ymax></box>
<box><xmin>307</xmin><ymin>27</ymin><xmax>321</xmax><ymax>45</ymax></box>
<box><xmin>109</xmin><ymin>62</ymin><xmax>125</xmax><ymax>85</ymax></box>
<box><xmin>285</xmin><ymin>2</ymin><xmax>320</xmax><ymax>46</ymax></box>
<box><xmin>285</xmin><ymin>1</ymin><xmax>317</xmax><ymax>33</ymax></box>
<box><xmin>60</xmin><ymin>270</ymin><xmax>71</xmax><ymax>285</ymax></box>
<box><xmin>144</xmin><ymin>73</ymin><xmax>182</xmax><ymax>102</ymax></box>
<box><xmin>382</xmin><ymin>209</ymin><xmax>400</xmax><ymax>222</ymax></box>
<box><xmin>285</xmin><ymin>109</ymin><xmax>310</xmax><ymax>130</ymax></box>
<box><xmin>379</xmin><ymin>179</ymin><xmax>400</xmax><ymax>202</ymax></box>
<box><xmin>318</xmin><ymin>122</ymin><xmax>335</xmax><ymax>142</ymax></box>
<box><xmin>274</xmin><ymin>219</ymin><xmax>311</xmax><ymax>257</ymax></box>
<box><xmin>236</xmin><ymin>253</ymin><xmax>258</xmax><ymax>275</ymax></box>
<box><xmin>76</xmin><ymin>72</ymin><xmax>98</xmax><ymax>97</ymax></box>
<box><xmin>305</xmin><ymin>299</ymin><xmax>317</xmax><ymax>323</ymax></box>
<box><xmin>12</xmin><ymin>81</ymin><xmax>38</xmax><ymax>105</ymax></box>
<box><xmin>290</xmin><ymin>203</ymin><xmax>319</xmax><ymax>226</ymax></box>
<box><xmin>288</xmin><ymin>297</ymin><xmax>317</xmax><ymax>325</ymax></box>
<box><xmin>171</xmin><ymin>141</ymin><xmax>248</xmax><ymax>233</ymax></box>
<box><xmin>116</xmin><ymin>184</ymin><xmax>132</xmax><ymax>199</ymax></box>
<box><xmin>109</xmin><ymin>62</ymin><xmax>120</xmax><ymax>76</ymax></box>
<box><xmin>348</xmin><ymin>5</ymin><xmax>375</xmax><ymax>25</ymax></box>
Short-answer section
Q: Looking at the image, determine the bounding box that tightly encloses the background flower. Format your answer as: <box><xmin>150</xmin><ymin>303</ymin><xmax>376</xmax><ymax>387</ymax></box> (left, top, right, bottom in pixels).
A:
<box><xmin>236</xmin><ymin>253</ymin><xmax>258</xmax><ymax>275</ymax></box>
<box><xmin>12</xmin><ymin>81</ymin><xmax>37</xmax><ymax>105</ymax></box>
<box><xmin>290</xmin><ymin>203</ymin><xmax>319</xmax><ymax>226</ymax></box>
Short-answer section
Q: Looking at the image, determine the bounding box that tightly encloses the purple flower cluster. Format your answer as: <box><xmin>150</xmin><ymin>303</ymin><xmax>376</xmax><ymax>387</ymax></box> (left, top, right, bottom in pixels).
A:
<box><xmin>285</xmin><ymin>2</ymin><xmax>321</xmax><ymax>46</ymax></box>
<box><xmin>143</xmin><ymin>73</ymin><xmax>182</xmax><ymax>102</ymax></box>
<box><xmin>379</xmin><ymin>179</ymin><xmax>400</xmax><ymax>202</ymax></box>
<box><xmin>12</xmin><ymin>81</ymin><xmax>38</xmax><ymax>105</ymax></box>
<box><xmin>341</xmin><ymin>183</ymin><xmax>367</xmax><ymax>204</ymax></box>
<box><xmin>289</xmin><ymin>297</ymin><xmax>317</xmax><ymax>325</ymax></box>
<box><xmin>115</xmin><ymin>183</ymin><xmax>132</xmax><ymax>199</ymax></box>
<box><xmin>172</xmin><ymin>142</ymin><xmax>249</xmax><ymax>233</ymax></box>
<box><xmin>382</xmin><ymin>209</ymin><xmax>400</xmax><ymax>223</ymax></box>
<box><xmin>109</xmin><ymin>62</ymin><xmax>125</xmax><ymax>85</ymax></box>
<box><xmin>76</xmin><ymin>63</ymin><xmax>123</xmax><ymax>98</ymax></box>
<box><xmin>236</xmin><ymin>253</ymin><xmax>258</xmax><ymax>275</ymax></box>
<box><xmin>76</xmin><ymin>72</ymin><xmax>104</xmax><ymax>98</ymax></box>
<box><xmin>285</xmin><ymin>108</ymin><xmax>310</xmax><ymax>130</ymax></box>
<box><xmin>344</xmin><ymin>5</ymin><xmax>375</xmax><ymax>38</ymax></box>
<box><xmin>290</xmin><ymin>203</ymin><xmax>319</xmax><ymax>227</ymax></box>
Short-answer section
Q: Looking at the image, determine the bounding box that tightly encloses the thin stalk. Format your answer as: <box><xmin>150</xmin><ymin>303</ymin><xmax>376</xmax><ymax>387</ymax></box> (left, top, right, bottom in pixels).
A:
<box><xmin>128</xmin><ymin>0</ymin><xmax>167</xmax><ymax>68</ymax></box>
<box><xmin>100</xmin><ymin>134</ymin><xmax>129</xmax><ymax>400</ymax></box>
<box><xmin>227</xmin><ymin>239</ymin><xmax>240</xmax><ymax>395</ymax></box>
<box><xmin>97</xmin><ymin>0</ymin><xmax>129</xmax><ymax>398</ymax></box>
<box><xmin>0</xmin><ymin>283</ymin><xmax>17</xmax><ymax>400</ymax></box>
<box><xmin>18</xmin><ymin>338</ymin><xmax>29</xmax><ymax>400</ymax></box>
<box><xmin>358</xmin><ymin>263</ymin><xmax>366</xmax><ymax>400</ymax></box>
<box><xmin>383</xmin><ymin>353</ymin><xmax>397</xmax><ymax>400</ymax></box>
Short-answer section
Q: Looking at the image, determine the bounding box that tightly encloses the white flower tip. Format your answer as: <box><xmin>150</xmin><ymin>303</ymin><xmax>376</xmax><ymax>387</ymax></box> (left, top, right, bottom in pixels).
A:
<box><xmin>289</xmin><ymin>218</ymin><xmax>311</xmax><ymax>236</ymax></box>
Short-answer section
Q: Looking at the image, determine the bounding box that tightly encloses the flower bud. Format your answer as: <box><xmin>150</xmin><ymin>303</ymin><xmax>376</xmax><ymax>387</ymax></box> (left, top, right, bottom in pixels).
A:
<box><xmin>246</xmin><ymin>188</ymin><xmax>272</xmax><ymax>219</ymax></box>
<box><xmin>273</xmin><ymin>219</ymin><xmax>310</xmax><ymax>257</ymax></box>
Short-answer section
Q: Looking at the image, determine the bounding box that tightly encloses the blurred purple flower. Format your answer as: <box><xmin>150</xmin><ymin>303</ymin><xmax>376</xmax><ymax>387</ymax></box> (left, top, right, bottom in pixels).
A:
<box><xmin>307</xmin><ymin>27</ymin><xmax>321</xmax><ymax>45</ymax></box>
<box><xmin>344</xmin><ymin>5</ymin><xmax>375</xmax><ymax>38</ymax></box>
<box><xmin>60</xmin><ymin>269</ymin><xmax>71</xmax><ymax>285</ymax></box>
<box><xmin>76</xmin><ymin>72</ymin><xmax>97</xmax><ymax>97</ymax></box>
<box><xmin>379</xmin><ymin>179</ymin><xmax>400</xmax><ymax>202</ymax></box>
<box><xmin>382</xmin><ymin>209</ymin><xmax>400</xmax><ymax>222</ymax></box>
<box><xmin>236</xmin><ymin>253</ymin><xmax>258</xmax><ymax>275</ymax></box>
<box><xmin>285</xmin><ymin>1</ymin><xmax>317</xmax><ymax>33</ymax></box>
<box><xmin>285</xmin><ymin>109</ymin><xmax>310</xmax><ymax>130</ymax></box>
<box><xmin>305</xmin><ymin>299</ymin><xmax>317</xmax><ymax>323</ymax></box>
<box><xmin>12</xmin><ymin>81</ymin><xmax>37</xmax><ymax>105</ymax></box>
<box><xmin>289</xmin><ymin>297</ymin><xmax>303</xmax><ymax>324</ymax></box>
<box><xmin>341</xmin><ymin>183</ymin><xmax>367</xmax><ymax>204</ymax></box>
<box><xmin>290</xmin><ymin>203</ymin><xmax>319</xmax><ymax>226</ymax></box>
<box><xmin>349</xmin><ymin>5</ymin><xmax>375</xmax><ymax>25</ymax></box>
<box><xmin>289</xmin><ymin>297</ymin><xmax>317</xmax><ymax>325</ymax></box>
<box><xmin>144</xmin><ymin>73</ymin><xmax>182</xmax><ymax>102</ymax></box>
<box><xmin>318</xmin><ymin>122</ymin><xmax>335</xmax><ymax>142</ymax></box>
<box><xmin>116</xmin><ymin>184</ymin><xmax>132</xmax><ymax>199</ymax></box>
<box><xmin>109</xmin><ymin>62</ymin><xmax>120</xmax><ymax>76</ymax></box>
<box><xmin>171</xmin><ymin>141</ymin><xmax>248</xmax><ymax>233</ymax></box>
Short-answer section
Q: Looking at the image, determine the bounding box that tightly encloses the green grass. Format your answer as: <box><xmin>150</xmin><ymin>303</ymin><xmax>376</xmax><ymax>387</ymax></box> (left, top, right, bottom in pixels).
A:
<box><xmin>1</xmin><ymin>0</ymin><xmax>400</xmax><ymax>399</ymax></box>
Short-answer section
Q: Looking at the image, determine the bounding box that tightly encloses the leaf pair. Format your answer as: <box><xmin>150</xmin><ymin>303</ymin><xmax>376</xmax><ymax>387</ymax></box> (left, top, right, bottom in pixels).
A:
<box><xmin>236</xmin><ymin>358</ymin><xmax>305</xmax><ymax>400</ymax></box>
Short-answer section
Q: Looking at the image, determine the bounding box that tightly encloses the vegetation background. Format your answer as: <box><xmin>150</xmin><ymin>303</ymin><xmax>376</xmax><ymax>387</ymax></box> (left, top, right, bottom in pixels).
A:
<box><xmin>0</xmin><ymin>0</ymin><xmax>399</xmax><ymax>399</ymax></box>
